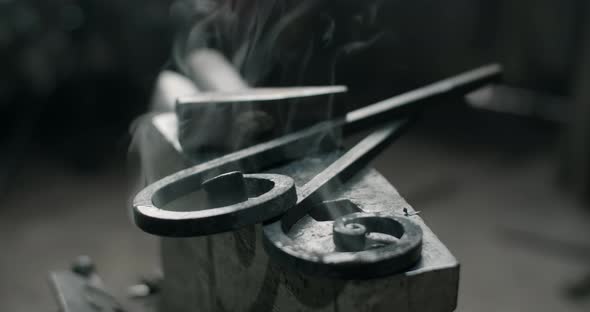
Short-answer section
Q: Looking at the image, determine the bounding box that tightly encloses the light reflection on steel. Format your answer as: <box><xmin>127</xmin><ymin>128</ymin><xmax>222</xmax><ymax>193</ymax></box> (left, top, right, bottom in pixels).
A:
<box><xmin>176</xmin><ymin>85</ymin><xmax>347</xmax><ymax>105</ymax></box>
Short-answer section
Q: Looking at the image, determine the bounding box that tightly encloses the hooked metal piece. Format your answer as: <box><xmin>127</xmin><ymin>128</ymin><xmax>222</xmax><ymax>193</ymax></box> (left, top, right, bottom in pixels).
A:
<box><xmin>133</xmin><ymin>172</ymin><xmax>296</xmax><ymax>237</ymax></box>
<box><xmin>133</xmin><ymin>120</ymin><xmax>408</xmax><ymax>238</ymax></box>
<box><xmin>263</xmin><ymin>211</ymin><xmax>423</xmax><ymax>279</ymax></box>
<box><xmin>49</xmin><ymin>257</ymin><xmax>125</xmax><ymax>312</ymax></box>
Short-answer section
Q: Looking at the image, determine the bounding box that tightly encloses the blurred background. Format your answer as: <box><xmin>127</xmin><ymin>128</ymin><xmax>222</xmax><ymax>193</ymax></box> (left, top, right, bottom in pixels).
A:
<box><xmin>1</xmin><ymin>0</ymin><xmax>590</xmax><ymax>311</ymax></box>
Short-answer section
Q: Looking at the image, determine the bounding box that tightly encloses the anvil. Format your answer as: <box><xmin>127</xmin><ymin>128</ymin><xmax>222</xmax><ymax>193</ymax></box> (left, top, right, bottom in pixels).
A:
<box><xmin>134</xmin><ymin>49</ymin><xmax>500</xmax><ymax>312</ymax></box>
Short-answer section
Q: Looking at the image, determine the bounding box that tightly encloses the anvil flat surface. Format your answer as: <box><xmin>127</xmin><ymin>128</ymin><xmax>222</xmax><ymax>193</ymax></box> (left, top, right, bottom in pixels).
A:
<box><xmin>139</xmin><ymin>114</ymin><xmax>459</xmax><ymax>312</ymax></box>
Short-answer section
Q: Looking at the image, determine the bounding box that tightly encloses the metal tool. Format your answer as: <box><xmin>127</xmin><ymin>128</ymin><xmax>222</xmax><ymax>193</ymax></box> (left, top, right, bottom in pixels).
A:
<box><xmin>133</xmin><ymin>63</ymin><xmax>501</xmax><ymax>237</ymax></box>
<box><xmin>135</xmin><ymin>172</ymin><xmax>296</xmax><ymax>236</ymax></box>
<box><xmin>262</xmin><ymin>121</ymin><xmax>423</xmax><ymax>278</ymax></box>
<box><xmin>177</xmin><ymin>49</ymin><xmax>345</xmax><ymax>153</ymax></box>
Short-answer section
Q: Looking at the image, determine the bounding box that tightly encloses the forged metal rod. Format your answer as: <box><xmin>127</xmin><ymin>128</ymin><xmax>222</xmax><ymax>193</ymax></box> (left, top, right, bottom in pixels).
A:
<box><xmin>133</xmin><ymin>64</ymin><xmax>502</xmax><ymax>236</ymax></box>
<box><xmin>177</xmin><ymin>49</ymin><xmax>346</xmax><ymax>153</ymax></box>
<box><xmin>261</xmin><ymin>121</ymin><xmax>423</xmax><ymax>279</ymax></box>
<box><xmin>292</xmin><ymin>120</ymin><xmax>411</xmax><ymax>215</ymax></box>
<box><xmin>345</xmin><ymin>63</ymin><xmax>501</xmax><ymax>133</ymax></box>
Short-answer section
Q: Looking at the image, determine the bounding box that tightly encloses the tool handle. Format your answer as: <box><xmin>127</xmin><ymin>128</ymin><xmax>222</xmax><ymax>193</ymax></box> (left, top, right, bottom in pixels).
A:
<box><xmin>344</xmin><ymin>64</ymin><xmax>502</xmax><ymax>134</ymax></box>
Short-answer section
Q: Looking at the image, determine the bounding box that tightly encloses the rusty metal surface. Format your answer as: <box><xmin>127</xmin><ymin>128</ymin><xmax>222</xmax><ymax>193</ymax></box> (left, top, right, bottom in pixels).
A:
<box><xmin>49</xmin><ymin>258</ymin><xmax>124</xmax><ymax>312</ymax></box>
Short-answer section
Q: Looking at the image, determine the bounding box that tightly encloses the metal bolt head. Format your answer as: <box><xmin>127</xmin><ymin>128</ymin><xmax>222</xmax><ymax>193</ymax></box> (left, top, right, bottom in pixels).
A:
<box><xmin>333</xmin><ymin>222</ymin><xmax>367</xmax><ymax>252</ymax></box>
<box><xmin>71</xmin><ymin>255</ymin><xmax>95</xmax><ymax>277</ymax></box>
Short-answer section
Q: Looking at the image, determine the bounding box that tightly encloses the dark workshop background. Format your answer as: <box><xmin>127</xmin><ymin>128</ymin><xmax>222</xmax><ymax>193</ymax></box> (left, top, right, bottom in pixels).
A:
<box><xmin>1</xmin><ymin>0</ymin><xmax>590</xmax><ymax>311</ymax></box>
